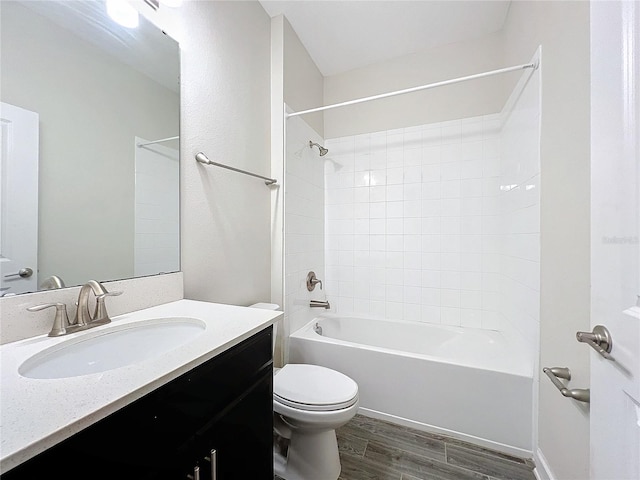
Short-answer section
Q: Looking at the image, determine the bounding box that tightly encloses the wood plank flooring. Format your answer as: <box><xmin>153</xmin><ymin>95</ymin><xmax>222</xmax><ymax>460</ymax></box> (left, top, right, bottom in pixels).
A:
<box><xmin>276</xmin><ymin>414</ymin><xmax>536</xmax><ymax>480</ymax></box>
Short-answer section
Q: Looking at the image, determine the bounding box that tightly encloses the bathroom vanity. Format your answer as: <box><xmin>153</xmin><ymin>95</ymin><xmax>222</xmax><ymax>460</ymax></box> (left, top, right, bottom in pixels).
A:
<box><xmin>0</xmin><ymin>300</ymin><xmax>280</xmax><ymax>479</ymax></box>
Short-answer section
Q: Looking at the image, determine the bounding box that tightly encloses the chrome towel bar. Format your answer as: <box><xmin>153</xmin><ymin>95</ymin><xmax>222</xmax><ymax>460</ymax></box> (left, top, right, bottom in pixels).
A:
<box><xmin>543</xmin><ymin>366</ymin><xmax>590</xmax><ymax>403</ymax></box>
<box><xmin>195</xmin><ymin>152</ymin><xmax>277</xmax><ymax>185</ymax></box>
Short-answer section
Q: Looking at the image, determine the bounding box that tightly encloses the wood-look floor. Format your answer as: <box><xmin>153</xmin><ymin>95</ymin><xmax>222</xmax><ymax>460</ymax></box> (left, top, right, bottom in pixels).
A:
<box><xmin>276</xmin><ymin>414</ymin><xmax>536</xmax><ymax>480</ymax></box>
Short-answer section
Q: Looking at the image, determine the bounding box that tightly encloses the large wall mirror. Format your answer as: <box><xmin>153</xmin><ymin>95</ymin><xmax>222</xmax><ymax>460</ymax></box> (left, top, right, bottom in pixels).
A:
<box><xmin>0</xmin><ymin>0</ymin><xmax>180</xmax><ymax>296</ymax></box>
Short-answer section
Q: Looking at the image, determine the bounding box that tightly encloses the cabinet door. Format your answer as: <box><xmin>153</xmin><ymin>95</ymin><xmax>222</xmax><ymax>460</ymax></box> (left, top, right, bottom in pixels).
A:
<box><xmin>194</xmin><ymin>370</ymin><xmax>274</xmax><ymax>480</ymax></box>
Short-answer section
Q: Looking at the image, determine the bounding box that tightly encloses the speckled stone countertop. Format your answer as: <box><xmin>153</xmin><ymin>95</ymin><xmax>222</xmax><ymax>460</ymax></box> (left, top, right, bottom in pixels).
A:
<box><xmin>0</xmin><ymin>299</ymin><xmax>282</xmax><ymax>473</ymax></box>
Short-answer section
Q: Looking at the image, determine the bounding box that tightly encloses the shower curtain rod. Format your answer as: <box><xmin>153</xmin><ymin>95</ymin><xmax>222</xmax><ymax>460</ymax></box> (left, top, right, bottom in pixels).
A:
<box><xmin>286</xmin><ymin>62</ymin><xmax>538</xmax><ymax>118</ymax></box>
<box><xmin>137</xmin><ymin>135</ymin><xmax>180</xmax><ymax>147</ymax></box>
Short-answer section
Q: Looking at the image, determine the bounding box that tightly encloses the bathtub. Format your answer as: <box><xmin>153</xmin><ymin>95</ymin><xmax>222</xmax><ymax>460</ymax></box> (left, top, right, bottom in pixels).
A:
<box><xmin>289</xmin><ymin>314</ymin><xmax>533</xmax><ymax>456</ymax></box>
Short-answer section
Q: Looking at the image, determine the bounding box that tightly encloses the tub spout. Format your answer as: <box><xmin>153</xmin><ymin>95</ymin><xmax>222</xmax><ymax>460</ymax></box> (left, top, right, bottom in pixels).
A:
<box><xmin>310</xmin><ymin>300</ymin><xmax>330</xmax><ymax>309</ymax></box>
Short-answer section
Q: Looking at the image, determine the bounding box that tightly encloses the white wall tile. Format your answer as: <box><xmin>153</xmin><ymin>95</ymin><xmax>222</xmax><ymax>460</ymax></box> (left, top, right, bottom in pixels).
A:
<box><xmin>422</xmin><ymin>145</ymin><xmax>442</xmax><ymax>164</ymax></box>
<box><xmin>284</xmin><ymin>125</ymin><xmax>327</xmax><ymax>343</ymax></box>
<box><xmin>460</xmin><ymin>309</ymin><xmax>483</xmax><ymax>328</ymax></box>
<box><xmin>321</xmin><ymin>104</ymin><xmax>539</xmax><ymax>347</ymax></box>
<box><xmin>441</xmin><ymin>307</ymin><xmax>461</xmax><ymax>326</ymax></box>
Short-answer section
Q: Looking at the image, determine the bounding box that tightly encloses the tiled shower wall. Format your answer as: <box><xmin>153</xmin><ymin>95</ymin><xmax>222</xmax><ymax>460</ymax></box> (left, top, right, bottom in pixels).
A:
<box><xmin>284</xmin><ymin>115</ymin><xmax>326</xmax><ymax>343</ymax></box>
<box><xmin>134</xmin><ymin>138</ymin><xmax>180</xmax><ymax>277</ymax></box>
<box><xmin>324</xmin><ymin>115</ymin><xmax>505</xmax><ymax>329</ymax></box>
<box><xmin>323</xmin><ymin>68</ymin><xmax>540</xmax><ymax>355</ymax></box>
<box><xmin>498</xmin><ymin>69</ymin><xmax>541</xmax><ymax>352</ymax></box>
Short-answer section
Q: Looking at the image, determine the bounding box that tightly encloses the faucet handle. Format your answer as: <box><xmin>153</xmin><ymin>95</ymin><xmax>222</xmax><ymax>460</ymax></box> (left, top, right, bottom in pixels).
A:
<box><xmin>93</xmin><ymin>291</ymin><xmax>123</xmax><ymax>324</ymax></box>
<box><xmin>27</xmin><ymin>303</ymin><xmax>70</xmax><ymax>337</ymax></box>
<box><xmin>96</xmin><ymin>291</ymin><xmax>123</xmax><ymax>299</ymax></box>
<box><xmin>306</xmin><ymin>271</ymin><xmax>323</xmax><ymax>291</ymax></box>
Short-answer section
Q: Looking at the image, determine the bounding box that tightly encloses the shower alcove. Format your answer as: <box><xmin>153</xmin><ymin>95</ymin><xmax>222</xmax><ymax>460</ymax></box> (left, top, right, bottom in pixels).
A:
<box><xmin>279</xmin><ymin>47</ymin><xmax>541</xmax><ymax>455</ymax></box>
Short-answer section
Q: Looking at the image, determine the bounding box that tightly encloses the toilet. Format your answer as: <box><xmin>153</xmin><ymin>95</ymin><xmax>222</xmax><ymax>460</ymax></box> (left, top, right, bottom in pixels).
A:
<box><xmin>249</xmin><ymin>303</ymin><xmax>360</xmax><ymax>480</ymax></box>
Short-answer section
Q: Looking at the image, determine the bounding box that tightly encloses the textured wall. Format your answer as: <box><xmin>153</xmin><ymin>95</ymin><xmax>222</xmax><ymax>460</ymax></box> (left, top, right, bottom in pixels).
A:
<box><xmin>175</xmin><ymin>1</ymin><xmax>273</xmax><ymax>306</ymax></box>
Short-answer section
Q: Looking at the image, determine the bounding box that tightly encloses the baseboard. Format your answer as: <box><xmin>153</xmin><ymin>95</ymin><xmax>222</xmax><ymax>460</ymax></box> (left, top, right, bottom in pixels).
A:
<box><xmin>358</xmin><ymin>407</ymin><xmax>533</xmax><ymax>460</ymax></box>
<box><xmin>533</xmin><ymin>447</ymin><xmax>556</xmax><ymax>480</ymax></box>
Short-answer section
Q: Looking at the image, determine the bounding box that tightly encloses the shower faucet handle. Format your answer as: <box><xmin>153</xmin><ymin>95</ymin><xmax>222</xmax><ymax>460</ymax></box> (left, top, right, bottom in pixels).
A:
<box><xmin>306</xmin><ymin>271</ymin><xmax>323</xmax><ymax>291</ymax></box>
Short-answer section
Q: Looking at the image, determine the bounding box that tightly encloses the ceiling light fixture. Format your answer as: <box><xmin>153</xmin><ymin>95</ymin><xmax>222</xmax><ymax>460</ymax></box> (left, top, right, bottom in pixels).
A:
<box><xmin>106</xmin><ymin>0</ymin><xmax>139</xmax><ymax>28</ymax></box>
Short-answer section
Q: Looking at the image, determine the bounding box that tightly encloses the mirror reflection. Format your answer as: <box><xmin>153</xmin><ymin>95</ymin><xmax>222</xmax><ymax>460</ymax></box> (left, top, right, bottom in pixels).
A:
<box><xmin>0</xmin><ymin>0</ymin><xmax>180</xmax><ymax>296</ymax></box>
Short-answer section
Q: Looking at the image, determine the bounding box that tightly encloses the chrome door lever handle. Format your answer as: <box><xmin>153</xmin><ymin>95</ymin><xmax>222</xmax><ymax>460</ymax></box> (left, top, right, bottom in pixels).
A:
<box><xmin>576</xmin><ymin>325</ymin><xmax>613</xmax><ymax>360</ymax></box>
<box><xmin>4</xmin><ymin>267</ymin><xmax>33</xmax><ymax>278</ymax></box>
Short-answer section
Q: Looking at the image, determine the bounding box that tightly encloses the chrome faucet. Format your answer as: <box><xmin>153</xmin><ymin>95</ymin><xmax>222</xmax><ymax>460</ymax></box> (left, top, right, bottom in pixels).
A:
<box><xmin>74</xmin><ymin>280</ymin><xmax>109</xmax><ymax>327</ymax></box>
<box><xmin>39</xmin><ymin>275</ymin><xmax>66</xmax><ymax>290</ymax></box>
<box><xmin>75</xmin><ymin>280</ymin><xmax>123</xmax><ymax>327</ymax></box>
<box><xmin>27</xmin><ymin>280</ymin><xmax>122</xmax><ymax>337</ymax></box>
<box><xmin>310</xmin><ymin>299</ymin><xmax>330</xmax><ymax>309</ymax></box>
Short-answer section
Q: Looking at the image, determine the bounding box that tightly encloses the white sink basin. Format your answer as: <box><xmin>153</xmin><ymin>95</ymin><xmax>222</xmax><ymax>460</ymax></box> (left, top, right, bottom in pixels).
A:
<box><xmin>19</xmin><ymin>317</ymin><xmax>206</xmax><ymax>379</ymax></box>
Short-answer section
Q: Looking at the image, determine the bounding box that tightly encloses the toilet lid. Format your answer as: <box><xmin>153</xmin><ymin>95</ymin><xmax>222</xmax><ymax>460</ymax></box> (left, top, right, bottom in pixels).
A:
<box><xmin>274</xmin><ymin>364</ymin><xmax>358</xmax><ymax>412</ymax></box>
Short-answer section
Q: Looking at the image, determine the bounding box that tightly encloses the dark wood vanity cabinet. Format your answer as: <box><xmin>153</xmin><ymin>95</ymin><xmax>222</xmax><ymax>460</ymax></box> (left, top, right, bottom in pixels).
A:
<box><xmin>1</xmin><ymin>326</ymin><xmax>274</xmax><ymax>480</ymax></box>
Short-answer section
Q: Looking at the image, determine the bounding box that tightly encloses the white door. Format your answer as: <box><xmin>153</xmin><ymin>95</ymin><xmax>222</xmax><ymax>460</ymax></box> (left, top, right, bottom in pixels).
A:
<box><xmin>0</xmin><ymin>102</ymin><xmax>39</xmax><ymax>295</ymax></box>
<box><xmin>590</xmin><ymin>2</ymin><xmax>640</xmax><ymax>479</ymax></box>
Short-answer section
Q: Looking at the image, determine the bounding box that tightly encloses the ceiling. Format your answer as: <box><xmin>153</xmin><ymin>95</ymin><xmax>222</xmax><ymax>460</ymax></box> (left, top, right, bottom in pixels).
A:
<box><xmin>259</xmin><ymin>0</ymin><xmax>511</xmax><ymax>77</ymax></box>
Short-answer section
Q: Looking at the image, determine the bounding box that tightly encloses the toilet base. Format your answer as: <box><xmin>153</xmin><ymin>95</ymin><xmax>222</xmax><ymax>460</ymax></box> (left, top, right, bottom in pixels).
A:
<box><xmin>273</xmin><ymin>428</ymin><xmax>341</xmax><ymax>480</ymax></box>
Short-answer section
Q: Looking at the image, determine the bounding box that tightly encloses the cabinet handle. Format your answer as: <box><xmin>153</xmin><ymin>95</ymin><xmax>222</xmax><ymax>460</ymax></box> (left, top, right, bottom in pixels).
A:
<box><xmin>205</xmin><ymin>449</ymin><xmax>217</xmax><ymax>480</ymax></box>
<box><xmin>187</xmin><ymin>465</ymin><xmax>200</xmax><ymax>480</ymax></box>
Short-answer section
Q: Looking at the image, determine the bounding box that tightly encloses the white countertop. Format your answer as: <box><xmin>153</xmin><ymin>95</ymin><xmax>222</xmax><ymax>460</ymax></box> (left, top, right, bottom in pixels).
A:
<box><xmin>0</xmin><ymin>299</ymin><xmax>282</xmax><ymax>473</ymax></box>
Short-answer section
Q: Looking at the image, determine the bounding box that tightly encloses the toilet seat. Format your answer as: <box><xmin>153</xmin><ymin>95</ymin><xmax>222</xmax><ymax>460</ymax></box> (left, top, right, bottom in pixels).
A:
<box><xmin>274</xmin><ymin>364</ymin><xmax>359</xmax><ymax>412</ymax></box>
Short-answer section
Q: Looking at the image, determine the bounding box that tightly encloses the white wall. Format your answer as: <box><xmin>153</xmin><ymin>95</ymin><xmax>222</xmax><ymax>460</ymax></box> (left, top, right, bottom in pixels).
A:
<box><xmin>173</xmin><ymin>1</ymin><xmax>273</xmax><ymax>306</ymax></box>
<box><xmin>283</xmin><ymin>18</ymin><xmax>324</xmax><ymax>137</ymax></box>
<box><xmin>501</xmin><ymin>3</ymin><xmax>592</xmax><ymax>479</ymax></box>
<box><xmin>323</xmin><ymin>32</ymin><xmax>508</xmax><ymax>138</ymax></box>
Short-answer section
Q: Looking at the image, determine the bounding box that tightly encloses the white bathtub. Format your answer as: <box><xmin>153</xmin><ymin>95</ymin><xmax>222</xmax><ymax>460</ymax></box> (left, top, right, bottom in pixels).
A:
<box><xmin>289</xmin><ymin>314</ymin><xmax>533</xmax><ymax>456</ymax></box>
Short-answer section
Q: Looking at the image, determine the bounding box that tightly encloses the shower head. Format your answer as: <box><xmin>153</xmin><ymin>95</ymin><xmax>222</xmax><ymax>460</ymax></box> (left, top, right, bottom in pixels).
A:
<box><xmin>309</xmin><ymin>141</ymin><xmax>328</xmax><ymax>156</ymax></box>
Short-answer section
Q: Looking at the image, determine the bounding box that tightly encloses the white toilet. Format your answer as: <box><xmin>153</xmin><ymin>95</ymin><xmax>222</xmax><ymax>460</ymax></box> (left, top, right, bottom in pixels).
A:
<box><xmin>249</xmin><ymin>303</ymin><xmax>360</xmax><ymax>480</ymax></box>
